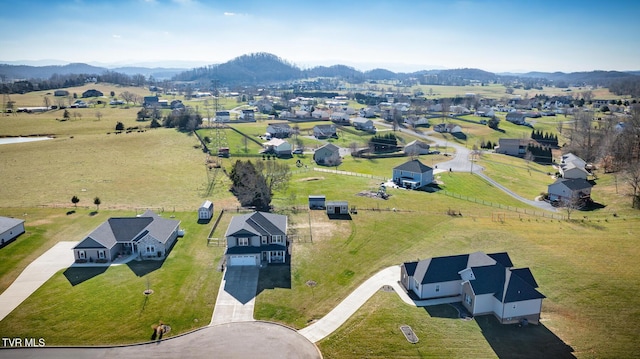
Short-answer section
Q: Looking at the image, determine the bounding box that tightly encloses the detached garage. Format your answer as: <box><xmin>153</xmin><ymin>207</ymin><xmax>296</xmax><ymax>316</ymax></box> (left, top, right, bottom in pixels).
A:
<box><xmin>326</xmin><ymin>201</ymin><xmax>349</xmax><ymax>215</ymax></box>
<box><xmin>0</xmin><ymin>216</ymin><xmax>25</xmax><ymax>248</ymax></box>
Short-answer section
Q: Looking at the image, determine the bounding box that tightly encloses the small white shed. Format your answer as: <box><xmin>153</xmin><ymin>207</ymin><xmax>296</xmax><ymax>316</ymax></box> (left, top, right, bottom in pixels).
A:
<box><xmin>198</xmin><ymin>200</ymin><xmax>214</xmax><ymax>220</ymax></box>
<box><xmin>0</xmin><ymin>216</ymin><xmax>26</xmax><ymax>247</ymax></box>
<box><xmin>326</xmin><ymin>201</ymin><xmax>349</xmax><ymax>215</ymax></box>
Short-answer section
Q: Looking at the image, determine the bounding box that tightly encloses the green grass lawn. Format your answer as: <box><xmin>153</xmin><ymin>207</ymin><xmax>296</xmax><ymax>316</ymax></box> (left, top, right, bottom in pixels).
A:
<box><xmin>0</xmin><ymin>209</ymin><xmax>224</xmax><ymax>345</ymax></box>
<box><xmin>1</xmin><ymin>98</ymin><xmax>640</xmax><ymax>357</ymax></box>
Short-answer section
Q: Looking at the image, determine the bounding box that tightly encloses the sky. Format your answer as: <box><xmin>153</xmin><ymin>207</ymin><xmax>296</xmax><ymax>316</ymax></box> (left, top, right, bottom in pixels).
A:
<box><xmin>1</xmin><ymin>0</ymin><xmax>639</xmax><ymax>73</ymax></box>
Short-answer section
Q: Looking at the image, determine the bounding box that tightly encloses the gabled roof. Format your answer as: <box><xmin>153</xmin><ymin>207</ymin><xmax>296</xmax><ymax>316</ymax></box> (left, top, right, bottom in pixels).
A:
<box><xmin>225</xmin><ymin>211</ymin><xmax>287</xmax><ymax>238</ymax></box>
<box><xmin>498</xmin><ymin>269</ymin><xmax>546</xmax><ymax>302</ymax></box>
<box><xmin>200</xmin><ymin>200</ymin><xmax>213</xmax><ymax>210</ymax></box>
<box><xmin>468</xmin><ymin>264</ymin><xmax>505</xmax><ymax>295</ymax></box>
<box><xmin>551</xmin><ymin>178</ymin><xmax>592</xmax><ymax>190</ymax></box>
<box><xmin>74</xmin><ymin>211</ymin><xmax>179</xmax><ymax>250</ymax></box>
<box><xmin>393</xmin><ymin>159</ymin><xmax>433</xmax><ymax>174</ymax></box>
<box><xmin>404</xmin><ymin>140</ymin><xmax>430</xmax><ymax>149</ymax></box>
<box><xmin>317</xmin><ymin>143</ymin><xmax>339</xmax><ymax>153</ymax></box>
<box><xmin>351</xmin><ymin>117</ymin><xmax>371</xmax><ymax>124</ymax></box>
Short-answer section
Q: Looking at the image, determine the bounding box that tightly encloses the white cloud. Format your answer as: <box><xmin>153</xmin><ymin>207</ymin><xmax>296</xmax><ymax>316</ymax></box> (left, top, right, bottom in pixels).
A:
<box><xmin>224</xmin><ymin>12</ymin><xmax>236</xmax><ymax>16</ymax></box>
<box><xmin>112</xmin><ymin>34</ymin><xmax>121</xmax><ymax>38</ymax></box>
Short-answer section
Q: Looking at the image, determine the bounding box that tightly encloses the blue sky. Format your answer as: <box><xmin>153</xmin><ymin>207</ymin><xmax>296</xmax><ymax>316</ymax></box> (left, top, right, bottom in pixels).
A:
<box><xmin>1</xmin><ymin>0</ymin><xmax>639</xmax><ymax>72</ymax></box>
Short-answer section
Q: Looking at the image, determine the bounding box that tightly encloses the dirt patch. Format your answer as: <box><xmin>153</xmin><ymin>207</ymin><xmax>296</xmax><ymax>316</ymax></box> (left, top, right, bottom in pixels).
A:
<box><xmin>297</xmin><ymin>176</ymin><xmax>324</xmax><ymax>182</ymax></box>
<box><xmin>356</xmin><ymin>190</ymin><xmax>391</xmax><ymax>200</ymax></box>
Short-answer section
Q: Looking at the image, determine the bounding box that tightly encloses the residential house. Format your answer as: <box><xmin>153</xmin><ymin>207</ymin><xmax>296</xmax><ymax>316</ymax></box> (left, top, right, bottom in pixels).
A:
<box><xmin>404</xmin><ymin>117</ymin><xmax>429</xmax><ymax>127</ymax></box>
<box><xmin>506</xmin><ymin>112</ymin><xmax>527</xmax><ymax>125</ymax></box>
<box><xmin>401</xmin><ymin>251</ymin><xmax>545</xmax><ymax>325</ymax></box>
<box><xmin>144</xmin><ymin>96</ymin><xmax>159</xmax><ymax>108</ymax></box>
<box><xmin>393</xmin><ymin>159</ymin><xmax>434</xmax><ymax>189</ymax></box>
<box><xmin>240</xmin><ymin>109</ymin><xmax>255</xmax><ymax>122</ymax></box>
<box><xmin>54</xmin><ymin>90</ymin><xmax>69</xmax><ymax>97</ymax></box>
<box><xmin>215</xmin><ymin>111</ymin><xmax>231</xmax><ymax>122</ymax></box>
<box><xmin>312</xmin><ymin>109</ymin><xmax>331</xmax><ymax>120</ymax></box>
<box><xmin>351</xmin><ymin>117</ymin><xmax>375</xmax><ymax>132</ymax></box>
<box><xmin>495</xmin><ymin>138</ymin><xmax>529</xmax><ymax>157</ymax></box>
<box><xmin>547</xmin><ymin>178</ymin><xmax>593</xmax><ymax>204</ymax></box>
<box><xmin>433</xmin><ymin>123</ymin><xmax>462</xmax><ymax>134</ymax></box>
<box><xmin>198</xmin><ymin>200</ymin><xmax>214</xmax><ymax>221</ymax></box>
<box><xmin>326</xmin><ymin>201</ymin><xmax>349</xmax><ymax>215</ymax></box>
<box><xmin>308</xmin><ymin>195</ymin><xmax>326</xmax><ymax>210</ymax></box>
<box><xmin>265</xmin><ymin>123</ymin><xmax>292</xmax><ymax>138</ymax></box>
<box><xmin>82</xmin><ymin>89</ymin><xmax>103</xmax><ymax>98</ymax></box>
<box><xmin>263</xmin><ymin>138</ymin><xmax>292</xmax><ymax>157</ymax></box>
<box><xmin>330</xmin><ymin>112</ymin><xmax>350</xmax><ymax>124</ymax></box>
<box><xmin>475</xmin><ymin>106</ymin><xmax>495</xmax><ymax>118</ymax></box>
<box><xmin>359</xmin><ymin>107</ymin><xmax>376</xmax><ymax>118</ymax></box>
<box><xmin>403</xmin><ymin>140</ymin><xmax>431</xmax><ymax>156</ymax></box>
<box><xmin>73</xmin><ymin>210</ymin><xmax>181</xmax><ymax>263</ymax></box>
<box><xmin>313</xmin><ymin>124</ymin><xmax>337</xmax><ymax>139</ymax></box>
<box><xmin>313</xmin><ymin>143</ymin><xmax>341</xmax><ymax>166</ymax></box>
<box><xmin>559</xmin><ymin>153</ymin><xmax>588</xmax><ymax>179</ymax></box>
<box><xmin>0</xmin><ymin>217</ymin><xmax>25</xmax><ymax>248</ymax></box>
<box><xmin>224</xmin><ymin>211</ymin><xmax>288</xmax><ymax>266</ymax></box>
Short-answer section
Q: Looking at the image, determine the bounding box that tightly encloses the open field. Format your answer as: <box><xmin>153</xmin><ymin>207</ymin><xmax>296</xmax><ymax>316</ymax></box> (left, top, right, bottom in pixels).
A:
<box><xmin>1</xmin><ymin>83</ymin><xmax>639</xmax><ymax>357</ymax></box>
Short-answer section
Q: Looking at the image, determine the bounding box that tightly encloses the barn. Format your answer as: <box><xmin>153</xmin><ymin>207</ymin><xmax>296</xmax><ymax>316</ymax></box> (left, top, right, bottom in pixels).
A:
<box><xmin>308</xmin><ymin>195</ymin><xmax>326</xmax><ymax>210</ymax></box>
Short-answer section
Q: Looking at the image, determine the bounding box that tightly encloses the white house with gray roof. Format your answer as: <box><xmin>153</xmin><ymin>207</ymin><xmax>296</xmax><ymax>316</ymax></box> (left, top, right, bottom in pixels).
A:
<box><xmin>73</xmin><ymin>210</ymin><xmax>181</xmax><ymax>263</ymax></box>
<box><xmin>547</xmin><ymin>178</ymin><xmax>593</xmax><ymax>204</ymax></box>
<box><xmin>0</xmin><ymin>216</ymin><xmax>25</xmax><ymax>248</ymax></box>
<box><xmin>224</xmin><ymin>211</ymin><xmax>288</xmax><ymax>266</ymax></box>
<box><xmin>401</xmin><ymin>251</ymin><xmax>545</xmax><ymax>325</ymax></box>
<box><xmin>392</xmin><ymin>159</ymin><xmax>433</xmax><ymax>189</ymax></box>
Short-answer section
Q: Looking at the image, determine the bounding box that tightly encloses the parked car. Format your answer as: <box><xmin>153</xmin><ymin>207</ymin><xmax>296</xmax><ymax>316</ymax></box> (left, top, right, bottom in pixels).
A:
<box><xmin>292</xmin><ymin>148</ymin><xmax>303</xmax><ymax>154</ymax></box>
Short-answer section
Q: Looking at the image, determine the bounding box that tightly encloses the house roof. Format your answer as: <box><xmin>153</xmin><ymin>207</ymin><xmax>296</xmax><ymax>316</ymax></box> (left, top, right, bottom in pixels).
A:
<box><xmin>351</xmin><ymin>117</ymin><xmax>371</xmax><ymax>124</ymax></box>
<box><xmin>393</xmin><ymin>159</ymin><xmax>433</xmax><ymax>174</ymax></box>
<box><xmin>404</xmin><ymin>140</ymin><xmax>430</xmax><ymax>149</ymax></box>
<box><xmin>200</xmin><ymin>200</ymin><xmax>213</xmax><ymax>210</ymax></box>
<box><xmin>0</xmin><ymin>216</ymin><xmax>24</xmax><ymax>233</ymax></box>
<box><xmin>225</xmin><ymin>211</ymin><xmax>287</xmax><ymax>238</ymax></box>
<box><xmin>551</xmin><ymin>178</ymin><xmax>593</xmax><ymax>191</ymax></box>
<box><xmin>267</xmin><ymin>123</ymin><xmax>291</xmax><ymax>130</ymax></box>
<box><xmin>74</xmin><ymin>211</ymin><xmax>179</xmax><ymax>250</ymax></box>
<box><xmin>327</xmin><ymin>201</ymin><xmax>348</xmax><ymax>206</ymax></box>
<box><xmin>406</xmin><ymin>251</ymin><xmax>543</xmax><ymax>303</ymax></box>
<box><xmin>264</xmin><ymin>138</ymin><xmax>289</xmax><ymax>147</ymax></box>
<box><xmin>316</xmin><ymin>143</ymin><xmax>339</xmax><ymax>153</ymax></box>
<box><xmin>226</xmin><ymin>243</ymin><xmax>285</xmax><ymax>255</ymax></box>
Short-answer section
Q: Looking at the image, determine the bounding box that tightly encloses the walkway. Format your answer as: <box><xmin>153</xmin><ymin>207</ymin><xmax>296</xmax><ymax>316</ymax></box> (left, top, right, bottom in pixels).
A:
<box><xmin>0</xmin><ymin>241</ymin><xmax>77</xmax><ymax>322</ymax></box>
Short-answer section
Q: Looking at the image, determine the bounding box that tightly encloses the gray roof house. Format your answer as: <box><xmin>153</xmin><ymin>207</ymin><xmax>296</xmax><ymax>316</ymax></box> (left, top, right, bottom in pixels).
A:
<box><xmin>313</xmin><ymin>143</ymin><xmax>341</xmax><ymax>166</ymax></box>
<box><xmin>198</xmin><ymin>200</ymin><xmax>214</xmax><ymax>221</ymax></box>
<box><xmin>313</xmin><ymin>124</ymin><xmax>337</xmax><ymax>139</ymax></box>
<box><xmin>393</xmin><ymin>159</ymin><xmax>433</xmax><ymax>189</ymax></box>
<box><xmin>0</xmin><ymin>216</ymin><xmax>25</xmax><ymax>248</ymax></box>
<box><xmin>506</xmin><ymin>112</ymin><xmax>527</xmax><ymax>125</ymax></box>
<box><xmin>351</xmin><ymin>117</ymin><xmax>375</xmax><ymax>132</ymax></box>
<box><xmin>403</xmin><ymin>140</ymin><xmax>430</xmax><ymax>156</ymax></box>
<box><xmin>401</xmin><ymin>251</ymin><xmax>545</xmax><ymax>325</ymax></box>
<box><xmin>547</xmin><ymin>178</ymin><xmax>593</xmax><ymax>204</ymax></box>
<box><xmin>224</xmin><ymin>211</ymin><xmax>288</xmax><ymax>266</ymax></box>
<box><xmin>73</xmin><ymin>210</ymin><xmax>181</xmax><ymax>263</ymax></box>
<box><xmin>266</xmin><ymin>123</ymin><xmax>292</xmax><ymax>138</ymax></box>
<box><xmin>495</xmin><ymin>138</ymin><xmax>530</xmax><ymax>157</ymax></box>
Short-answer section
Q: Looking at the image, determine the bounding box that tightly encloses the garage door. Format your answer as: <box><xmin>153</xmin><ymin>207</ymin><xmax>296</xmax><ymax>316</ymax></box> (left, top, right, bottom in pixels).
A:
<box><xmin>228</xmin><ymin>255</ymin><xmax>257</xmax><ymax>266</ymax></box>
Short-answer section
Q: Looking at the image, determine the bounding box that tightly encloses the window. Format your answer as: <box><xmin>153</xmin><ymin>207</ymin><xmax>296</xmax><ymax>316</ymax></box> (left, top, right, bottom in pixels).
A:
<box><xmin>261</xmin><ymin>236</ymin><xmax>267</xmax><ymax>244</ymax></box>
<box><xmin>465</xmin><ymin>293</ymin><xmax>473</xmax><ymax>306</ymax></box>
<box><xmin>146</xmin><ymin>245</ymin><xmax>155</xmax><ymax>253</ymax></box>
<box><xmin>435</xmin><ymin>285</ymin><xmax>440</xmax><ymax>292</ymax></box>
<box><xmin>78</xmin><ymin>250</ymin><xmax>86</xmax><ymax>259</ymax></box>
<box><xmin>238</xmin><ymin>238</ymin><xmax>249</xmax><ymax>246</ymax></box>
<box><xmin>272</xmin><ymin>235</ymin><xmax>283</xmax><ymax>244</ymax></box>
<box><xmin>98</xmin><ymin>250</ymin><xmax>105</xmax><ymax>259</ymax></box>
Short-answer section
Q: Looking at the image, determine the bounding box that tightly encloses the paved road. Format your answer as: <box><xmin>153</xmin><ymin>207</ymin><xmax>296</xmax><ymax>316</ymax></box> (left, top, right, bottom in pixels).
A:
<box><xmin>210</xmin><ymin>266</ymin><xmax>260</xmax><ymax>325</ymax></box>
<box><xmin>0</xmin><ymin>322</ymin><xmax>322</xmax><ymax>359</ymax></box>
<box><xmin>0</xmin><ymin>241</ymin><xmax>77</xmax><ymax>322</ymax></box>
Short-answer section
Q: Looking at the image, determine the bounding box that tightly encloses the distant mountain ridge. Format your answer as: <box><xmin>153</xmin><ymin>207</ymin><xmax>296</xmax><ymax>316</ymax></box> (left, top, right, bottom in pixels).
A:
<box><xmin>1</xmin><ymin>53</ymin><xmax>639</xmax><ymax>88</ymax></box>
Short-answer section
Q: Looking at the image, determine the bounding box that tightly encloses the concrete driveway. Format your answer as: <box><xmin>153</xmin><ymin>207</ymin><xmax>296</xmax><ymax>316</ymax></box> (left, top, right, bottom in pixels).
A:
<box><xmin>210</xmin><ymin>266</ymin><xmax>260</xmax><ymax>325</ymax></box>
<box><xmin>0</xmin><ymin>241</ymin><xmax>77</xmax><ymax>322</ymax></box>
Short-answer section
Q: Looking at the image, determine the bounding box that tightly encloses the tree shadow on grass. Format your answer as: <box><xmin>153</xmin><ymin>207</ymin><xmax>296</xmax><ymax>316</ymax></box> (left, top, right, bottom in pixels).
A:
<box><xmin>63</xmin><ymin>266</ymin><xmax>108</xmax><ymax>286</ymax></box>
<box><xmin>475</xmin><ymin>315</ymin><xmax>575</xmax><ymax>359</ymax></box>
<box><xmin>127</xmin><ymin>259</ymin><xmax>166</xmax><ymax>277</ymax></box>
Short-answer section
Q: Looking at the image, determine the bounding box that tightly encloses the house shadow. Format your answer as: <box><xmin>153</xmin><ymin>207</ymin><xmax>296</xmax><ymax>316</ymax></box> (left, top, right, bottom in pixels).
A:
<box><xmin>127</xmin><ymin>258</ymin><xmax>166</xmax><ymax>277</ymax></box>
<box><xmin>451</xmin><ymin>132</ymin><xmax>467</xmax><ymax>140</ymax></box>
<box><xmin>197</xmin><ymin>217</ymin><xmax>212</xmax><ymax>225</ymax></box>
<box><xmin>63</xmin><ymin>266</ymin><xmax>108</xmax><ymax>286</ymax></box>
<box><xmin>422</xmin><ymin>183</ymin><xmax>442</xmax><ymax>193</ymax></box>
<box><xmin>580</xmin><ymin>200</ymin><xmax>606</xmax><ymax>211</ymax></box>
<box><xmin>475</xmin><ymin>315</ymin><xmax>575</xmax><ymax>359</ymax></box>
<box><xmin>256</xmin><ymin>261</ymin><xmax>292</xmax><ymax>296</ymax></box>
<box><xmin>327</xmin><ymin>213</ymin><xmax>352</xmax><ymax>220</ymax></box>
<box><xmin>424</xmin><ymin>304</ymin><xmax>460</xmax><ymax>319</ymax></box>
